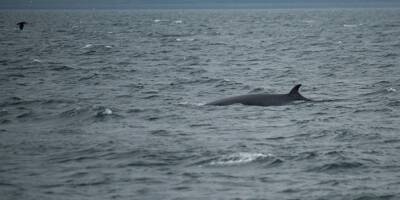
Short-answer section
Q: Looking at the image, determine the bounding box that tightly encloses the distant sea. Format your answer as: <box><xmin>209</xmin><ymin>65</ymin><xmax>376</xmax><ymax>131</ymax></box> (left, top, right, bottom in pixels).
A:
<box><xmin>1</xmin><ymin>8</ymin><xmax>400</xmax><ymax>200</ymax></box>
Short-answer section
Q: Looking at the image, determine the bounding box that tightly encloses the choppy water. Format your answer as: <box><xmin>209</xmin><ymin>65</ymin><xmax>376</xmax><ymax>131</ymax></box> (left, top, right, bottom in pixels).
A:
<box><xmin>1</xmin><ymin>8</ymin><xmax>400</xmax><ymax>200</ymax></box>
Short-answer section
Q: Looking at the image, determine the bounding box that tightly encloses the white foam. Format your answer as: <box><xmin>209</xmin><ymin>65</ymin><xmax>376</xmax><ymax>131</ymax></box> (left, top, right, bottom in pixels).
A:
<box><xmin>83</xmin><ymin>44</ymin><xmax>93</xmax><ymax>48</ymax></box>
<box><xmin>303</xmin><ymin>20</ymin><xmax>315</xmax><ymax>24</ymax></box>
<box><xmin>154</xmin><ymin>19</ymin><xmax>161</xmax><ymax>23</ymax></box>
<box><xmin>175</xmin><ymin>20</ymin><xmax>183</xmax><ymax>24</ymax></box>
<box><xmin>196</xmin><ymin>102</ymin><xmax>206</xmax><ymax>106</ymax></box>
<box><xmin>175</xmin><ymin>38</ymin><xmax>195</xmax><ymax>42</ymax></box>
<box><xmin>343</xmin><ymin>24</ymin><xmax>357</xmax><ymax>28</ymax></box>
<box><xmin>177</xmin><ymin>101</ymin><xmax>189</xmax><ymax>105</ymax></box>
<box><xmin>209</xmin><ymin>152</ymin><xmax>271</xmax><ymax>166</ymax></box>
<box><xmin>387</xmin><ymin>87</ymin><xmax>396</xmax><ymax>92</ymax></box>
<box><xmin>103</xmin><ymin>108</ymin><xmax>112</xmax><ymax>115</ymax></box>
<box><xmin>105</xmin><ymin>45</ymin><xmax>112</xmax><ymax>49</ymax></box>
<box><xmin>177</xmin><ymin>102</ymin><xmax>205</xmax><ymax>107</ymax></box>
<box><xmin>32</xmin><ymin>59</ymin><xmax>42</xmax><ymax>63</ymax></box>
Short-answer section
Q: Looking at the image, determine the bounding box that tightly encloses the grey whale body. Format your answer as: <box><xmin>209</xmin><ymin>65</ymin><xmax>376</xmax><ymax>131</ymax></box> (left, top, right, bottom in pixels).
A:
<box><xmin>206</xmin><ymin>84</ymin><xmax>311</xmax><ymax>107</ymax></box>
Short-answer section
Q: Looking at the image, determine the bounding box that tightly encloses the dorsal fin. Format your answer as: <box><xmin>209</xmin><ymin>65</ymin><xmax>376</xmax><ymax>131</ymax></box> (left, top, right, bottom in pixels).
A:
<box><xmin>288</xmin><ymin>84</ymin><xmax>302</xmax><ymax>96</ymax></box>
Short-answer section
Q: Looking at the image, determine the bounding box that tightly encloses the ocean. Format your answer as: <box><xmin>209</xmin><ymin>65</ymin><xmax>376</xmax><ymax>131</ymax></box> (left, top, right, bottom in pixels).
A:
<box><xmin>1</xmin><ymin>8</ymin><xmax>400</xmax><ymax>200</ymax></box>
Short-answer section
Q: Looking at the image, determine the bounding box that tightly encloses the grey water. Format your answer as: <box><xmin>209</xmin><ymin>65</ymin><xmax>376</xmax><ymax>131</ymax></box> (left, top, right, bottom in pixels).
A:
<box><xmin>1</xmin><ymin>8</ymin><xmax>400</xmax><ymax>200</ymax></box>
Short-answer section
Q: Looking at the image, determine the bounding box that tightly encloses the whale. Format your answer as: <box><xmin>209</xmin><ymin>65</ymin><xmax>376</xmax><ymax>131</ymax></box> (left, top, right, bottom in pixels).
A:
<box><xmin>206</xmin><ymin>84</ymin><xmax>311</xmax><ymax>107</ymax></box>
<box><xmin>17</xmin><ymin>21</ymin><xmax>27</xmax><ymax>30</ymax></box>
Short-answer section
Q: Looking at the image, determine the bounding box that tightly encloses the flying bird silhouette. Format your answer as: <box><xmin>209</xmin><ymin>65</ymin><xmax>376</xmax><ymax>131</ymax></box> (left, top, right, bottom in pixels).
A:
<box><xmin>17</xmin><ymin>21</ymin><xmax>27</xmax><ymax>30</ymax></box>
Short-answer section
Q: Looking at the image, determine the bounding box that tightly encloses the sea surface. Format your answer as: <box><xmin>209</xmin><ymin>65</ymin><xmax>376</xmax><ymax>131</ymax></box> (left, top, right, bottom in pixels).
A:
<box><xmin>1</xmin><ymin>8</ymin><xmax>400</xmax><ymax>200</ymax></box>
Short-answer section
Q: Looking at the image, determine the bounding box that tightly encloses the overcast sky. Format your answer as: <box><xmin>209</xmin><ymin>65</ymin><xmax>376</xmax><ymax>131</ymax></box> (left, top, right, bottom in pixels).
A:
<box><xmin>2</xmin><ymin>0</ymin><xmax>400</xmax><ymax>9</ymax></box>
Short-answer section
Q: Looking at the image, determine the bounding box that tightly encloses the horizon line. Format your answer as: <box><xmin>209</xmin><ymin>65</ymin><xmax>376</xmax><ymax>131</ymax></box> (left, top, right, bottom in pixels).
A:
<box><xmin>2</xmin><ymin>2</ymin><xmax>400</xmax><ymax>10</ymax></box>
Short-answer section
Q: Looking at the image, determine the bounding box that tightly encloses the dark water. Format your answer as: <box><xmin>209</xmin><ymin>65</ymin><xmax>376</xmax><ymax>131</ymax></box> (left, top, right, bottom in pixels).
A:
<box><xmin>1</xmin><ymin>9</ymin><xmax>400</xmax><ymax>200</ymax></box>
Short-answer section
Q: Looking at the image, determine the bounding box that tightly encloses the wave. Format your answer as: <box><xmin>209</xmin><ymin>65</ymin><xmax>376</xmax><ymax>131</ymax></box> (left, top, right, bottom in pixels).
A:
<box><xmin>360</xmin><ymin>88</ymin><xmax>397</xmax><ymax>97</ymax></box>
<box><xmin>310</xmin><ymin>161</ymin><xmax>364</xmax><ymax>172</ymax></box>
<box><xmin>50</xmin><ymin>65</ymin><xmax>75</xmax><ymax>71</ymax></box>
<box><xmin>209</xmin><ymin>153</ymin><xmax>269</xmax><ymax>166</ymax></box>
<box><xmin>0</xmin><ymin>97</ymin><xmax>46</xmax><ymax>107</ymax></box>
<box><xmin>32</xmin><ymin>58</ymin><xmax>42</xmax><ymax>63</ymax></box>
<box><xmin>83</xmin><ymin>44</ymin><xmax>93</xmax><ymax>49</ymax></box>
<box><xmin>343</xmin><ymin>24</ymin><xmax>360</xmax><ymax>28</ymax></box>
<box><xmin>175</xmin><ymin>38</ymin><xmax>195</xmax><ymax>42</ymax></box>
<box><xmin>16</xmin><ymin>111</ymin><xmax>34</xmax><ymax>119</ymax></box>
<box><xmin>80</xmin><ymin>44</ymin><xmax>114</xmax><ymax>55</ymax></box>
<box><xmin>58</xmin><ymin>106</ymin><xmax>122</xmax><ymax>122</ymax></box>
<box><xmin>194</xmin><ymin>152</ymin><xmax>275</xmax><ymax>167</ymax></box>
<box><xmin>386</xmin><ymin>87</ymin><xmax>396</xmax><ymax>92</ymax></box>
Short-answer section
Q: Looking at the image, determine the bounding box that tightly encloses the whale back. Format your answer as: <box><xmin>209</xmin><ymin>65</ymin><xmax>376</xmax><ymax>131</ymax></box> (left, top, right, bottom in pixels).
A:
<box><xmin>206</xmin><ymin>84</ymin><xmax>311</xmax><ymax>106</ymax></box>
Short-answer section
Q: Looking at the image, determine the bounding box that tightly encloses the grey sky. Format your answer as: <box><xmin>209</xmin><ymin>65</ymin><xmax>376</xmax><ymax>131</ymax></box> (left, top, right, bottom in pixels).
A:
<box><xmin>1</xmin><ymin>0</ymin><xmax>400</xmax><ymax>9</ymax></box>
